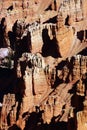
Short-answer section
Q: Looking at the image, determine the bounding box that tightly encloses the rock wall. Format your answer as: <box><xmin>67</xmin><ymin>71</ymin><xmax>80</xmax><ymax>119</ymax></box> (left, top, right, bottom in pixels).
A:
<box><xmin>0</xmin><ymin>0</ymin><xmax>87</xmax><ymax>130</ymax></box>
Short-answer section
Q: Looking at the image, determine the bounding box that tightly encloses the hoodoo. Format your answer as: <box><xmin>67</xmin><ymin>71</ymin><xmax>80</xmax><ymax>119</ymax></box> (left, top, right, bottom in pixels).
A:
<box><xmin>0</xmin><ymin>0</ymin><xmax>87</xmax><ymax>130</ymax></box>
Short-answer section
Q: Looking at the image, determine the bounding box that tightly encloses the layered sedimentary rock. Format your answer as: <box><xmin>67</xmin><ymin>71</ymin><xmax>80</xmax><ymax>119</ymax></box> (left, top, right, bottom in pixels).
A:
<box><xmin>0</xmin><ymin>0</ymin><xmax>87</xmax><ymax>130</ymax></box>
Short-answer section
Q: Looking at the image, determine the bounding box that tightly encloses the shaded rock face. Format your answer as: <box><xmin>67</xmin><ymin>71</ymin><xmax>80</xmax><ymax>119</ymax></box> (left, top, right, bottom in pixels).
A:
<box><xmin>1</xmin><ymin>54</ymin><xmax>87</xmax><ymax>130</ymax></box>
<box><xmin>0</xmin><ymin>0</ymin><xmax>87</xmax><ymax>130</ymax></box>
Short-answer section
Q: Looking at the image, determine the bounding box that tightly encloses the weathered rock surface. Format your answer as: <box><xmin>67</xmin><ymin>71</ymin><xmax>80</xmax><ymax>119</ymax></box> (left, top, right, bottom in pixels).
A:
<box><xmin>0</xmin><ymin>0</ymin><xmax>87</xmax><ymax>130</ymax></box>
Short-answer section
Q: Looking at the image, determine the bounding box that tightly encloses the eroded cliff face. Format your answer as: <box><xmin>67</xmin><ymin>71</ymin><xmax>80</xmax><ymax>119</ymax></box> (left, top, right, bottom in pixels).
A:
<box><xmin>0</xmin><ymin>0</ymin><xmax>87</xmax><ymax>130</ymax></box>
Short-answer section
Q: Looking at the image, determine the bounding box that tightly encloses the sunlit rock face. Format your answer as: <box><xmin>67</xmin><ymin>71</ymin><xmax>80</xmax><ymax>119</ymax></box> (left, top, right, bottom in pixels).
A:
<box><xmin>0</xmin><ymin>0</ymin><xmax>87</xmax><ymax>130</ymax></box>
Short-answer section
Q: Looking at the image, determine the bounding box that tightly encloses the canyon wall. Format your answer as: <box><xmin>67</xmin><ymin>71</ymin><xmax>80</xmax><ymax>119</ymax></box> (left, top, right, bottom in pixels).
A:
<box><xmin>0</xmin><ymin>0</ymin><xmax>87</xmax><ymax>130</ymax></box>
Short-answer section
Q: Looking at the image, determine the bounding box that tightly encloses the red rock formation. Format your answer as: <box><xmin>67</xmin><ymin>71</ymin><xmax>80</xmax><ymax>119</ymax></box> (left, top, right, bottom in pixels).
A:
<box><xmin>0</xmin><ymin>0</ymin><xmax>87</xmax><ymax>130</ymax></box>
<box><xmin>76</xmin><ymin>92</ymin><xmax>87</xmax><ymax>130</ymax></box>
